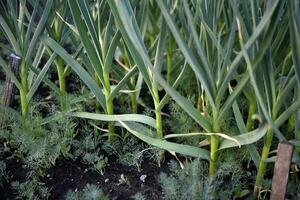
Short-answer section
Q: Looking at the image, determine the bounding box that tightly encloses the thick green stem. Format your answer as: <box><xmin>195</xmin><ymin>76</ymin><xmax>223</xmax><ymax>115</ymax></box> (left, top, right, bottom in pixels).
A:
<box><xmin>209</xmin><ymin>135</ymin><xmax>218</xmax><ymax>176</ymax></box>
<box><xmin>20</xmin><ymin>62</ymin><xmax>28</xmax><ymax>116</ymax></box>
<box><xmin>56</xmin><ymin>58</ymin><xmax>66</xmax><ymax>93</ymax></box>
<box><xmin>209</xmin><ymin>114</ymin><xmax>220</xmax><ymax>176</ymax></box>
<box><xmin>152</xmin><ymin>83</ymin><xmax>164</xmax><ymax>162</ymax></box>
<box><xmin>56</xmin><ymin>57</ymin><xmax>67</xmax><ymax>110</ymax></box>
<box><xmin>153</xmin><ymin>85</ymin><xmax>163</xmax><ymax>139</ymax></box>
<box><xmin>246</xmin><ymin>100</ymin><xmax>256</xmax><ymax>131</ymax></box>
<box><xmin>106</xmin><ymin>99</ymin><xmax>115</xmax><ymax>140</ymax></box>
<box><xmin>197</xmin><ymin>91</ymin><xmax>202</xmax><ymax>112</ymax></box>
<box><xmin>155</xmin><ymin>108</ymin><xmax>163</xmax><ymax>139</ymax></box>
<box><xmin>151</xmin><ymin>78</ymin><xmax>164</xmax><ymax>164</ymax></box>
<box><xmin>130</xmin><ymin>93</ymin><xmax>137</xmax><ymax>114</ymax></box>
<box><xmin>94</xmin><ymin>72</ymin><xmax>101</xmax><ymax>113</ymax></box>
<box><xmin>130</xmin><ymin>76</ymin><xmax>137</xmax><ymax>113</ymax></box>
<box><xmin>20</xmin><ymin>88</ymin><xmax>28</xmax><ymax>116</ymax></box>
<box><xmin>287</xmin><ymin>115</ymin><xmax>294</xmax><ymax>140</ymax></box>
<box><xmin>104</xmin><ymin>72</ymin><xmax>115</xmax><ymax>141</ymax></box>
<box><xmin>254</xmin><ymin>129</ymin><xmax>273</xmax><ymax>197</ymax></box>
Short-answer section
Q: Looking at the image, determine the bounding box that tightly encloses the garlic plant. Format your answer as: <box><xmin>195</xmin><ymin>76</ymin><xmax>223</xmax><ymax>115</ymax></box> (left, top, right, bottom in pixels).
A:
<box><xmin>0</xmin><ymin>0</ymin><xmax>56</xmax><ymax>116</ymax></box>
<box><xmin>1</xmin><ymin>0</ymin><xmax>300</xmax><ymax>197</ymax></box>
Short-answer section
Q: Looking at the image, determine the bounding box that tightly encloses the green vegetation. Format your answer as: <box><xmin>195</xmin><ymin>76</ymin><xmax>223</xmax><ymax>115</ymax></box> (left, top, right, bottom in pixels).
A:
<box><xmin>0</xmin><ymin>0</ymin><xmax>300</xmax><ymax>199</ymax></box>
<box><xmin>65</xmin><ymin>184</ymin><xmax>108</xmax><ymax>200</ymax></box>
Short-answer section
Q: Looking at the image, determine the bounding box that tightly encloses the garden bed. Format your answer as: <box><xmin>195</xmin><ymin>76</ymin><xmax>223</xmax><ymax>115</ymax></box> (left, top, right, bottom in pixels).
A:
<box><xmin>0</xmin><ymin>157</ymin><xmax>164</xmax><ymax>200</ymax></box>
<box><xmin>1</xmin><ymin>0</ymin><xmax>300</xmax><ymax>199</ymax></box>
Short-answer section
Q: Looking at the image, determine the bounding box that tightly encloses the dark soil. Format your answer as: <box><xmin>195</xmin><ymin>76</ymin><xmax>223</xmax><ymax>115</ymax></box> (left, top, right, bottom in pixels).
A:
<box><xmin>46</xmin><ymin>158</ymin><xmax>163</xmax><ymax>200</ymax></box>
<box><xmin>0</xmin><ymin>157</ymin><xmax>164</xmax><ymax>200</ymax></box>
<box><xmin>0</xmin><ymin>158</ymin><xmax>26</xmax><ymax>200</ymax></box>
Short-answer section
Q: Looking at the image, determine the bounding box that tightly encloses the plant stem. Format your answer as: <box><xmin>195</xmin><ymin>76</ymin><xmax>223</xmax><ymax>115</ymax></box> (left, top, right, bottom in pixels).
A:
<box><xmin>152</xmin><ymin>78</ymin><xmax>164</xmax><ymax>162</ymax></box>
<box><xmin>121</xmin><ymin>55</ymin><xmax>138</xmax><ymax>114</ymax></box>
<box><xmin>153</xmin><ymin>86</ymin><xmax>163</xmax><ymax>139</ymax></box>
<box><xmin>246</xmin><ymin>100</ymin><xmax>256</xmax><ymax>131</ymax></box>
<box><xmin>104</xmin><ymin>72</ymin><xmax>115</xmax><ymax>141</ymax></box>
<box><xmin>197</xmin><ymin>93</ymin><xmax>202</xmax><ymax>113</ymax></box>
<box><xmin>106</xmin><ymin>99</ymin><xmax>115</xmax><ymax>140</ymax></box>
<box><xmin>20</xmin><ymin>61</ymin><xmax>28</xmax><ymax>116</ymax></box>
<box><xmin>209</xmin><ymin>113</ymin><xmax>220</xmax><ymax>176</ymax></box>
<box><xmin>286</xmin><ymin>115</ymin><xmax>294</xmax><ymax>140</ymax></box>
<box><xmin>155</xmin><ymin>108</ymin><xmax>163</xmax><ymax>139</ymax></box>
<box><xmin>130</xmin><ymin>76</ymin><xmax>137</xmax><ymax>113</ymax></box>
<box><xmin>94</xmin><ymin>72</ymin><xmax>101</xmax><ymax>113</ymax></box>
<box><xmin>20</xmin><ymin>88</ymin><xmax>28</xmax><ymax>116</ymax></box>
<box><xmin>197</xmin><ymin>82</ymin><xmax>204</xmax><ymax>113</ymax></box>
<box><xmin>55</xmin><ymin>57</ymin><xmax>67</xmax><ymax>110</ymax></box>
<box><xmin>130</xmin><ymin>93</ymin><xmax>138</xmax><ymax>114</ymax></box>
<box><xmin>254</xmin><ymin>129</ymin><xmax>273</xmax><ymax>197</ymax></box>
<box><xmin>209</xmin><ymin>135</ymin><xmax>218</xmax><ymax>175</ymax></box>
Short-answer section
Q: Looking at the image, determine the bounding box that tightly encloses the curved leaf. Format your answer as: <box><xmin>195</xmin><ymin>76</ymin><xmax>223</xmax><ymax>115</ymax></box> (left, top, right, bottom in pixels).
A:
<box><xmin>70</xmin><ymin>112</ymin><xmax>156</xmax><ymax>128</ymax></box>
<box><xmin>217</xmin><ymin>124</ymin><xmax>269</xmax><ymax>151</ymax></box>
<box><xmin>119</xmin><ymin>121</ymin><xmax>210</xmax><ymax>160</ymax></box>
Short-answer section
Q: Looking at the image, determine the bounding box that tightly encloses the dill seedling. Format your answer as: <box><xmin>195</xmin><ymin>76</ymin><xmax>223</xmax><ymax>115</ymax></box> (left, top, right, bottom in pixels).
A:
<box><xmin>0</xmin><ymin>161</ymin><xmax>7</xmax><ymax>187</ymax></box>
<box><xmin>158</xmin><ymin>159</ymin><xmax>248</xmax><ymax>200</ymax></box>
<box><xmin>131</xmin><ymin>192</ymin><xmax>147</xmax><ymax>200</ymax></box>
<box><xmin>65</xmin><ymin>184</ymin><xmax>108</xmax><ymax>200</ymax></box>
<box><xmin>1</xmin><ymin>105</ymin><xmax>76</xmax><ymax>176</ymax></box>
<box><xmin>11</xmin><ymin>177</ymin><xmax>50</xmax><ymax>200</ymax></box>
<box><xmin>102</xmin><ymin>136</ymin><xmax>147</xmax><ymax>171</ymax></box>
<box><xmin>165</xmin><ymin>101</ymin><xmax>202</xmax><ymax>146</ymax></box>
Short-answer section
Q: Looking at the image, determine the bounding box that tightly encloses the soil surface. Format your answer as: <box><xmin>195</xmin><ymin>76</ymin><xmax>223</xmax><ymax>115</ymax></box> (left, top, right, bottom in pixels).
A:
<box><xmin>0</xmin><ymin>157</ymin><xmax>164</xmax><ymax>200</ymax></box>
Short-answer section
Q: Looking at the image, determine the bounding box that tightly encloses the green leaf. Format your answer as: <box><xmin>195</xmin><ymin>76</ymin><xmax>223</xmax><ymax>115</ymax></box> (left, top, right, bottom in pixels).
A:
<box><xmin>217</xmin><ymin>124</ymin><xmax>269</xmax><ymax>151</ymax></box>
<box><xmin>217</xmin><ymin>0</ymin><xmax>281</xmax><ymax>106</ymax></box>
<box><xmin>28</xmin><ymin>42</ymin><xmax>45</xmax><ymax>88</ymax></box>
<box><xmin>25</xmin><ymin>0</ymin><xmax>53</xmax><ymax>63</ymax></box>
<box><xmin>26</xmin><ymin>53</ymin><xmax>56</xmax><ymax>102</ymax></box>
<box><xmin>291</xmin><ymin>140</ymin><xmax>300</xmax><ymax>147</ymax></box>
<box><xmin>288</xmin><ymin>1</ymin><xmax>300</xmax><ymax>86</ymax></box>
<box><xmin>68</xmin><ymin>0</ymin><xmax>104</xmax><ymax>85</ymax></box>
<box><xmin>157</xmin><ymin>62</ymin><xmax>188</xmax><ymax>111</ymax></box>
<box><xmin>108</xmin><ymin>66</ymin><xmax>138</xmax><ymax>102</ymax></box>
<box><xmin>0</xmin><ymin>56</ymin><xmax>21</xmax><ymax>90</ymax></box>
<box><xmin>28</xmin><ymin>65</ymin><xmax>60</xmax><ymax>95</ymax></box>
<box><xmin>41</xmin><ymin>35</ymin><xmax>106</xmax><ymax>111</ymax></box>
<box><xmin>156</xmin><ymin>0</ymin><xmax>217</xmax><ymax>110</ymax></box>
<box><xmin>70</xmin><ymin>112</ymin><xmax>157</xmax><ymax>128</ymax></box>
<box><xmin>0</xmin><ymin>13</ymin><xmax>21</xmax><ymax>55</ymax></box>
<box><xmin>231</xmin><ymin>97</ymin><xmax>260</xmax><ymax>168</ymax></box>
<box><xmin>119</xmin><ymin>121</ymin><xmax>210</xmax><ymax>160</ymax></box>
<box><xmin>24</xmin><ymin>0</ymin><xmax>40</xmax><ymax>50</ymax></box>
<box><xmin>275</xmin><ymin>99</ymin><xmax>300</xmax><ymax>128</ymax></box>
<box><xmin>103</xmin><ymin>31</ymin><xmax>121</xmax><ymax>73</ymax></box>
<box><xmin>108</xmin><ymin>0</ymin><xmax>153</xmax><ymax>93</ymax></box>
<box><xmin>108</xmin><ymin>0</ymin><xmax>212</xmax><ymax>132</ymax></box>
<box><xmin>77</xmin><ymin>0</ymin><xmax>101</xmax><ymax>57</ymax></box>
<box><xmin>0</xmin><ymin>104</ymin><xmax>22</xmax><ymax>120</ymax></box>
